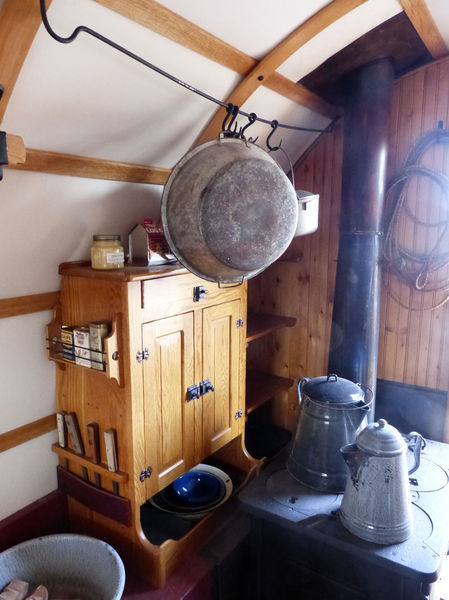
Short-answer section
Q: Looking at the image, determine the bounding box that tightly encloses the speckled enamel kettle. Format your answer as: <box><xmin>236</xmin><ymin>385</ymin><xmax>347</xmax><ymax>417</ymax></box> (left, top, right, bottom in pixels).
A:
<box><xmin>339</xmin><ymin>419</ymin><xmax>423</xmax><ymax>545</ymax></box>
<box><xmin>287</xmin><ymin>374</ymin><xmax>373</xmax><ymax>492</ymax></box>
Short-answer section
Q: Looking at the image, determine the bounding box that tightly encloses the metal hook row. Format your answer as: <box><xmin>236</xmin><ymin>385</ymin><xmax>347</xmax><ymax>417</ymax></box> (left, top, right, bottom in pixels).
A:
<box><xmin>221</xmin><ymin>103</ymin><xmax>282</xmax><ymax>150</ymax></box>
<box><xmin>221</xmin><ymin>104</ymin><xmax>258</xmax><ymax>143</ymax></box>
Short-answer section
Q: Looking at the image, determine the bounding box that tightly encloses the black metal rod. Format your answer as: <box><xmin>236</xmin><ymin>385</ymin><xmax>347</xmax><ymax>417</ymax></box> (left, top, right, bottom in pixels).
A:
<box><xmin>39</xmin><ymin>0</ymin><xmax>332</xmax><ymax>135</ymax></box>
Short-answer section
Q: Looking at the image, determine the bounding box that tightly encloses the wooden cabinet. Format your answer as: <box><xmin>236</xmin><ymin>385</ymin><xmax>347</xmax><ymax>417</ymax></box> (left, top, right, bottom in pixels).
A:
<box><xmin>48</xmin><ymin>262</ymin><xmax>255</xmax><ymax>588</ymax></box>
<box><xmin>141</xmin><ymin>297</ymin><xmax>242</xmax><ymax>496</ymax></box>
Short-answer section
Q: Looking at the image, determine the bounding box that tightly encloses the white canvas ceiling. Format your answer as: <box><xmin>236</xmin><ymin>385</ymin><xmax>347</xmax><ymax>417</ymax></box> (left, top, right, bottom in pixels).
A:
<box><xmin>5</xmin><ymin>0</ymin><xmax>447</xmax><ymax>173</ymax></box>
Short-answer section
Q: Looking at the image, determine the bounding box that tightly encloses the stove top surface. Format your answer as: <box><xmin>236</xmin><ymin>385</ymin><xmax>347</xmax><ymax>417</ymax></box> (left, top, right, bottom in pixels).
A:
<box><xmin>239</xmin><ymin>438</ymin><xmax>449</xmax><ymax>582</ymax></box>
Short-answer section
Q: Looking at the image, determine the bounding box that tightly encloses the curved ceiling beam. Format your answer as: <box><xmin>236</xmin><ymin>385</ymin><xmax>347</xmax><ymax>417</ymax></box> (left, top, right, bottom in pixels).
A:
<box><xmin>94</xmin><ymin>0</ymin><xmax>337</xmax><ymax>119</ymax></box>
<box><xmin>193</xmin><ymin>0</ymin><xmax>367</xmax><ymax>146</ymax></box>
<box><xmin>0</xmin><ymin>0</ymin><xmax>52</xmax><ymax>123</ymax></box>
<box><xmin>400</xmin><ymin>0</ymin><xmax>448</xmax><ymax>59</ymax></box>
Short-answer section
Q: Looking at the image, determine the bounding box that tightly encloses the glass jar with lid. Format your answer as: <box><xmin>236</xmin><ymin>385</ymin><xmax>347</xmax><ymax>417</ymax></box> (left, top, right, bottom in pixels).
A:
<box><xmin>91</xmin><ymin>235</ymin><xmax>125</xmax><ymax>270</ymax></box>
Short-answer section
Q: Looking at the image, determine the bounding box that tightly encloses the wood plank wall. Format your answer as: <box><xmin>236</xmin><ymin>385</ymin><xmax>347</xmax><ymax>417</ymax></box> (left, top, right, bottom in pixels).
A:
<box><xmin>248</xmin><ymin>55</ymin><xmax>449</xmax><ymax>432</ymax></box>
<box><xmin>379</xmin><ymin>57</ymin><xmax>449</xmax><ymax>391</ymax></box>
<box><xmin>247</xmin><ymin>121</ymin><xmax>343</xmax><ymax>431</ymax></box>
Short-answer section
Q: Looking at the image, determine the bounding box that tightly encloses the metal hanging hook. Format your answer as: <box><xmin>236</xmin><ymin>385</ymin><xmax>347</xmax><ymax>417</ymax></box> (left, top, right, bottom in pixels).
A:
<box><xmin>240</xmin><ymin>112</ymin><xmax>257</xmax><ymax>139</ymax></box>
<box><xmin>221</xmin><ymin>103</ymin><xmax>240</xmax><ymax>136</ymax></box>
<box><xmin>266</xmin><ymin>119</ymin><xmax>283</xmax><ymax>151</ymax></box>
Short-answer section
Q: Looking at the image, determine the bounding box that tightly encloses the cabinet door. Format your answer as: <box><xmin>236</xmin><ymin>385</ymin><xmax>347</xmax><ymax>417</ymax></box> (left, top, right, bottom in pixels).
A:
<box><xmin>202</xmin><ymin>300</ymin><xmax>241</xmax><ymax>456</ymax></box>
<box><xmin>142</xmin><ymin>312</ymin><xmax>195</xmax><ymax>496</ymax></box>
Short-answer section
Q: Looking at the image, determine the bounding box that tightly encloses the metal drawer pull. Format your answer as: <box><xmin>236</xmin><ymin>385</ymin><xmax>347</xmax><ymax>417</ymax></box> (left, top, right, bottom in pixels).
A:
<box><xmin>193</xmin><ymin>286</ymin><xmax>209</xmax><ymax>302</ymax></box>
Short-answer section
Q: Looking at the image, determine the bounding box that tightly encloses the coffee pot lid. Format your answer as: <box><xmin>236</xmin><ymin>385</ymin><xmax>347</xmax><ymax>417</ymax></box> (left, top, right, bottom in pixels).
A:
<box><xmin>356</xmin><ymin>418</ymin><xmax>406</xmax><ymax>456</ymax></box>
<box><xmin>300</xmin><ymin>374</ymin><xmax>365</xmax><ymax>405</ymax></box>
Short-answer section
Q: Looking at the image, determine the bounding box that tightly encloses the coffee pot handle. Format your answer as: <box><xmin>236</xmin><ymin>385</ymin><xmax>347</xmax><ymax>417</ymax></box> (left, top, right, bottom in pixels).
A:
<box><xmin>297</xmin><ymin>377</ymin><xmax>311</xmax><ymax>406</ymax></box>
<box><xmin>406</xmin><ymin>432</ymin><xmax>424</xmax><ymax>476</ymax></box>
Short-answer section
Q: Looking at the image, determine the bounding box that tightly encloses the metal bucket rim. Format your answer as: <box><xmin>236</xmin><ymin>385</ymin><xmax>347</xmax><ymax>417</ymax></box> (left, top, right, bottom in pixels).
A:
<box><xmin>302</xmin><ymin>384</ymin><xmax>373</xmax><ymax>411</ymax></box>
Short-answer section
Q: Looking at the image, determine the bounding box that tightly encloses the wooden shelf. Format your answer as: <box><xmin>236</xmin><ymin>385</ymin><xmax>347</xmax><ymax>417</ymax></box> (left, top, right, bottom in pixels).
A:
<box><xmin>246</xmin><ymin>312</ymin><xmax>296</xmax><ymax>343</ymax></box>
<box><xmin>51</xmin><ymin>444</ymin><xmax>128</xmax><ymax>483</ymax></box>
<box><xmin>246</xmin><ymin>369</ymin><xmax>294</xmax><ymax>415</ymax></box>
<box><xmin>46</xmin><ymin>311</ymin><xmax>122</xmax><ymax>386</ymax></box>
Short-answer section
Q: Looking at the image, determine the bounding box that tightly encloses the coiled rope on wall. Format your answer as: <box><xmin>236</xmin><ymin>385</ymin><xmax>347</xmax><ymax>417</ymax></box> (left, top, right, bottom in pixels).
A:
<box><xmin>382</xmin><ymin>127</ymin><xmax>449</xmax><ymax>311</ymax></box>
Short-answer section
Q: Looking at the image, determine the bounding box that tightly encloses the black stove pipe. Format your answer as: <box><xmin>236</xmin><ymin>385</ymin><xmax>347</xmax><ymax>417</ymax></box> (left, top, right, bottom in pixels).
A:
<box><xmin>328</xmin><ymin>58</ymin><xmax>395</xmax><ymax>418</ymax></box>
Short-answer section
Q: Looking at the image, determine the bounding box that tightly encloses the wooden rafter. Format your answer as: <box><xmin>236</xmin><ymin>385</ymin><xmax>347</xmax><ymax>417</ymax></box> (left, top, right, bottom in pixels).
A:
<box><xmin>5</xmin><ymin>133</ymin><xmax>26</xmax><ymax>165</ymax></box>
<box><xmin>0</xmin><ymin>291</ymin><xmax>60</xmax><ymax>319</ymax></box>
<box><xmin>400</xmin><ymin>0</ymin><xmax>448</xmax><ymax>59</ymax></box>
<box><xmin>194</xmin><ymin>0</ymin><xmax>367</xmax><ymax>145</ymax></box>
<box><xmin>94</xmin><ymin>0</ymin><xmax>337</xmax><ymax>119</ymax></box>
<box><xmin>0</xmin><ymin>415</ymin><xmax>56</xmax><ymax>453</ymax></box>
<box><xmin>6</xmin><ymin>148</ymin><xmax>170</xmax><ymax>184</ymax></box>
<box><xmin>0</xmin><ymin>0</ymin><xmax>52</xmax><ymax>123</ymax></box>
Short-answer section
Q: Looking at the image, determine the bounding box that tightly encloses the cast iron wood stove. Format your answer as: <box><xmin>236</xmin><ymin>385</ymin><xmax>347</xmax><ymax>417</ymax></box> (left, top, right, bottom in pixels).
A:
<box><xmin>239</xmin><ymin>438</ymin><xmax>449</xmax><ymax>600</ymax></box>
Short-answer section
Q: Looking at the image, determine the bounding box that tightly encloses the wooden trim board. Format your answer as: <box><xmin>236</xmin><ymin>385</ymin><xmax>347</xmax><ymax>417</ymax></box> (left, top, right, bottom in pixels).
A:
<box><xmin>0</xmin><ymin>0</ymin><xmax>53</xmax><ymax>123</ymax></box>
<box><xmin>0</xmin><ymin>291</ymin><xmax>59</xmax><ymax>319</ymax></box>
<box><xmin>400</xmin><ymin>0</ymin><xmax>448</xmax><ymax>59</ymax></box>
<box><xmin>7</xmin><ymin>149</ymin><xmax>171</xmax><ymax>184</ymax></box>
<box><xmin>0</xmin><ymin>414</ymin><xmax>56</xmax><ymax>453</ymax></box>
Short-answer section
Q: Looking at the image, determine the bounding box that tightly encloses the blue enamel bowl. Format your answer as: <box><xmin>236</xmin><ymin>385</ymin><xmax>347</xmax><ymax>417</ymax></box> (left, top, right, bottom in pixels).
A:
<box><xmin>167</xmin><ymin>470</ymin><xmax>224</xmax><ymax>508</ymax></box>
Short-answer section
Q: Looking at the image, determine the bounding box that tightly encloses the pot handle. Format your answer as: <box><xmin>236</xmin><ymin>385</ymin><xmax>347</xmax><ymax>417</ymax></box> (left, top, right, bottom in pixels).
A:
<box><xmin>297</xmin><ymin>377</ymin><xmax>311</xmax><ymax>406</ymax></box>
<box><xmin>218</xmin><ymin>277</ymin><xmax>244</xmax><ymax>288</ymax></box>
<box><xmin>406</xmin><ymin>431</ymin><xmax>424</xmax><ymax>476</ymax></box>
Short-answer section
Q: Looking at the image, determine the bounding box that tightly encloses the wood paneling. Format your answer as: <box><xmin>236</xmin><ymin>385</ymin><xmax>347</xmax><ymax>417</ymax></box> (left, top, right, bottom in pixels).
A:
<box><xmin>247</xmin><ymin>121</ymin><xmax>343</xmax><ymax>430</ymax></box>
<box><xmin>7</xmin><ymin>149</ymin><xmax>170</xmax><ymax>185</ymax></box>
<box><xmin>379</xmin><ymin>56</ymin><xmax>449</xmax><ymax>392</ymax></box>
<box><xmin>249</xmin><ymin>55</ymin><xmax>449</xmax><ymax>434</ymax></box>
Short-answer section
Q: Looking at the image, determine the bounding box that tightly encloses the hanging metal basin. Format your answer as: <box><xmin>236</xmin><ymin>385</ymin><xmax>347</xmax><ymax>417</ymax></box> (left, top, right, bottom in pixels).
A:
<box><xmin>161</xmin><ymin>136</ymin><xmax>298</xmax><ymax>284</ymax></box>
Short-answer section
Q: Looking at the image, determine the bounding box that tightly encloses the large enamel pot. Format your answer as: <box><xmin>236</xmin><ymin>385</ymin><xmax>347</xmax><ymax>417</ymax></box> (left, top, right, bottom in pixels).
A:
<box><xmin>287</xmin><ymin>374</ymin><xmax>373</xmax><ymax>492</ymax></box>
<box><xmin>161</xmin><ymin>136</ymin><xmax>298</xmax><ymax>284</ymax></box>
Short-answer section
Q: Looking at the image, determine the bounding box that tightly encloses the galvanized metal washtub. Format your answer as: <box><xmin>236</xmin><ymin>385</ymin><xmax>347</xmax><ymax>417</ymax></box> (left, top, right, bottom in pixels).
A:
<box><xmin>161</xmin><ymin>136</ymin><xmax>298</xmax><ymax>284</ymax></box>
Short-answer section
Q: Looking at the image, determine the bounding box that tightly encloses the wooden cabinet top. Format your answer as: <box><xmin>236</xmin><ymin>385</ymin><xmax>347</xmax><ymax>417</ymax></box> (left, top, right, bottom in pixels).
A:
<box><xmin>58</xmin><ymin>261</ymin><xmax>189</xmax><ymax>281</ymax></box>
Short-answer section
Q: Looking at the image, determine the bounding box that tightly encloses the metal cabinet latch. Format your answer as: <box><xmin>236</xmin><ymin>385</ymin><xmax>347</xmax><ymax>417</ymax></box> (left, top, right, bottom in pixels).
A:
<box><xmin>236</xmin><ymin>318</ymin><xmax>244</xmax><ymax>328</ymax></box>
<box><xmin>139</xmin><ymin>466</ymin><xmax>152</xmax><ymax>482</ymax></box>
<box><xmin>200</xmin><ymin>378</ymin><xmax>215</xmax><ymax>396</ymax></box>
<box><xmin>187</xmin><ymin>378</ymin><xmax>215</xmax><ymax>402</ymax></box>
<box><xmin>193</xmin><ymin>286</ymin><xmax>209</xmax><ymax>302</ymax></box>
<box><xmin>234</xmin><ymin>409</ymin><xmax>243</xmax><ymax>419</ymax></box>
<box><xmin>136</xmin><ymin>348</ymin><xmax>149</xmax><ymax>362</ymax></box>
<box><xmin>187</xmin><ymin>383</ymin><xmax>201</xmax><ymax>402</ymax></box>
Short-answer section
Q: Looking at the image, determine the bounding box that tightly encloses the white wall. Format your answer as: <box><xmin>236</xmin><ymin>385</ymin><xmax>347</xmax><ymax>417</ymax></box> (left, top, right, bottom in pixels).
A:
<box><xmin>0</xmin><ymin>169</ymin><xmax>163</xmax><ymax>520</ymax></box>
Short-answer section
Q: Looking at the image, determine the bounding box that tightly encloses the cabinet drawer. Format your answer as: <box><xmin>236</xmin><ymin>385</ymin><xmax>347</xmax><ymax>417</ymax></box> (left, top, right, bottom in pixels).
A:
<box><xmin>141</xmin><ymin>272</ymin><xmax>245</xmax><ymax>321</ymax></box>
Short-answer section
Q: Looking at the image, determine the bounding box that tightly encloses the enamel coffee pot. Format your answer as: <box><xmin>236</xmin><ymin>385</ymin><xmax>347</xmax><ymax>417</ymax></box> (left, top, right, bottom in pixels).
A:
<box><xmin>339</xmin><ymin>419</ymin><xmax>423</xmax><ymax>545</ymax></box>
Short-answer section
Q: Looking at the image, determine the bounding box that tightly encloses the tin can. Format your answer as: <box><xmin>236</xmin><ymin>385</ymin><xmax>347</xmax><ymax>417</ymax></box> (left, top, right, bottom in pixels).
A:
<box><xmin>74</xmin><ymin>327</ymin><xmax>91</xmax><ymax>368</ymax></box>
<box><xmin>89</xmin><ymin>321</ymin><xmax>110</xmax><ymax>371</ymax></box>
<box><xmin>61</xmin><ymin>325</ymin><xmax>75</xmax><ymax>363</ymax></box>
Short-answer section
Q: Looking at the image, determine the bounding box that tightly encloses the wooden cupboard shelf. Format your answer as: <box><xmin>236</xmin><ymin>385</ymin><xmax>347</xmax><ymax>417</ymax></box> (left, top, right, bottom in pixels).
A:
<box><xmin>46</xmin><ymin>310</ymin><xmax>122</xmax><ymax>386</ymax></box>
<box><xmin>246</xmin><ymin>312</ymin><xmax>296</xmax><ymax>343</ymax></box>
<box><xmin>51</xmin><ymin>444</ymin><xmax>128</xmax><ymax>483</ymax></box>
<box><xmin>246</xmin><ymin>369</ymin><xmax>294</xmax><ymax>415</ymax></box>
